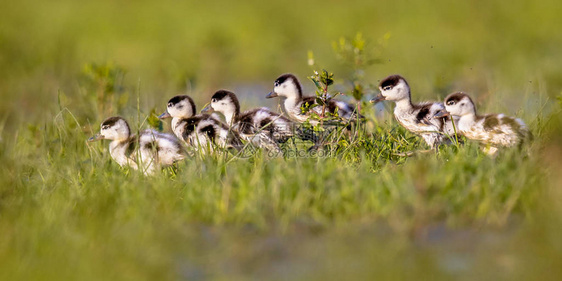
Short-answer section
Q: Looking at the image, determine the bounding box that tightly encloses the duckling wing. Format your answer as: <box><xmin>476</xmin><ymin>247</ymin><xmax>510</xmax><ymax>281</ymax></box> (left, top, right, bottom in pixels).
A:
<box><xmin>264</xmin><ymin>113</ymin><xmax>297</xmax><ymax>142</ymax></box>
<box><xmin>135</xmin><ymin>130</ymin><xmax>163</xmax><ymax>174</ymax></box>
<box><xmin>171</xmin><ymin>116</ymin><xmax>212</xmax><ymax>151</ymax></box>
<box><xmin>151</xmin><ymin>131</ymin><xmax>186</xmax><ymax>162</ymax></box>
<box><xmin>330</xmin><ymin>100</ymin><xmax>361</xmax><ymax>120</ymax></box>
<box><xmin>241</xmin><ymin>108</ymin><xmax>293</xmax><ymax>138</ymax></box>
<box><xmin>485</xmin><ymin>114</ymin><xmax>528</xmax><ymax>146</ymax></box>
<box><xmin>253</xmin><ymin>110</ymin><xmax>316</xmax><ymax>143</ymax></box>
<box><xmin>139</xmin><ymin>129</ymin><xmax>186</xmax><ymax>166</ymax></box>
<box><xmin>405</xmin><ymin>102</ymin><xmax>444</xmax><ymax>133</ymax></box>
<box><xmin>203</xmin><ymin>115</ymin><xmax>244</xmax><ymax>150</ymax></box>
<box><xmin>236</xmin><ymin>109</ymin><xmax>264</xmax><ymax>135</ymax></box>
<box><xmin>238</xmin><ymin>131</ymin><xmax>281</xmax><ymax>153</ymax></box>
<box><xmin>297</xmin><ymin>96</ymin><xmax>319</xmax><ymax>116</ymax></box>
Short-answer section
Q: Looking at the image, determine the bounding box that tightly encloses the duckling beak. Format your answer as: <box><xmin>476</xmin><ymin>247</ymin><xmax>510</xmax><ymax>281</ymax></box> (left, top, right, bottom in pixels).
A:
<box><xmin>370</xmin><ymin>93</ymin><xmax>385</xmax><ymax>104</ymax></box>
<box><xmin>434</xmin><ymin>110</ymin><xmax>450</xmax><ymax>119</ymax></box>
<box><xmin>88</xmin><ymin>133</ymin><xmax>104</xmax><ymax>142</ymax></box>
<box><xmin>201</xmin><ymin>104</ymin><xmax>213</xmax><ymax>113</ymax></box>
<box><xmin>158</xmin><ymin>111</ymin><xmax>171</xmax><ymax>119</ymax></box>
<box><xmin>266</xmin><ymin>92</ymin><xmax>278</xmax><ymax>99</ymax></box>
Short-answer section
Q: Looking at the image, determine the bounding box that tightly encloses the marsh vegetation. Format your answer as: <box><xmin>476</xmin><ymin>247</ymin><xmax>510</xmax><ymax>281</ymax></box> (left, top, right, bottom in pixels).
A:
<box><xmin>1</xmin><ymin>0</ymin><xmax>562</xmax><ymax>280</ymax></box>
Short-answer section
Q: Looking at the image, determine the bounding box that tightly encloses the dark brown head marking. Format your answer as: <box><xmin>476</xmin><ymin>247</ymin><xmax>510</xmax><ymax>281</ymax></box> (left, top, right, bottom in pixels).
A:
<box><xmin>212</xmin><ymin>90</ymin><xmax>240</xmax><ymax>115</ymax></box>
<box><xmin>379</xmin><ymin>75</ymin><xmax>406</xmax><ymax>90</ymax></box>
<box><xmin>274</xmin><ymin>73</ymin><xmax>302</xmax><ymax>94</ymax></box>
<box><xmin>211</xmin><ymin>90</ymin><xmax>231</xmax><ymax>101</ymax></box>
<box><xmin>102</xmin><ymin>116</ymin><xmax>127</xmax><ymax>129</ymax></box>
<box><xmin>167</xmin><ymin>95</ymin><xmax>197</xmax><ymax>113</ymax></box>
<box><xmin>444</xmin><ymin>92</ymin><xmax>473</xmax><ymax>106</ymax></box>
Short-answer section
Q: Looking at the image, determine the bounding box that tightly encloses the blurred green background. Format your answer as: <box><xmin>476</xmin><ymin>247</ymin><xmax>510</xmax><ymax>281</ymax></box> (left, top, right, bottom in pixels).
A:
<box><xmin>2</xmin><ymin>0</ymin><xmax>562</xmax><ymax>128</ymax></box>
<box><xmin>2</xmin><ymin>0</ymin><xmax>562</xmax><ymax>280</ymax></box>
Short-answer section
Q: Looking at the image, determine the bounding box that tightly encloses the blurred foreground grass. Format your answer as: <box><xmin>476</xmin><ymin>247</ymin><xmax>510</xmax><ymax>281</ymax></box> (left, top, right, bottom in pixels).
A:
<box><xmin>2</xmin><ymin>113</ymin><xmax>561</xmax><ymax>280</ymax></box>
<box><xmin>1</xmin><ymin>0</ymin><xmax>562</xmax><ymax>280</ymax></box>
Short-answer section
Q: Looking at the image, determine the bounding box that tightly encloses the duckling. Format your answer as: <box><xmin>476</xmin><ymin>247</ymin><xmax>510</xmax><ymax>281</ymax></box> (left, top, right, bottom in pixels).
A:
<box><xmin>434</xmin><ymin>92</ymin><xmax>530</xmax><ymax>154</ymax></box>
<box><xmin>158</xmin><ymin>95</ymin><xmax>243</xmax><ymax>151</ymax></box>
<box><xmin>266</xmin><ymin>74</ymin><xmax>362</xmax><ymax>125</ymax></box>
<box><xmin>88</xmin><ymin>116</ymin><xmax>186</xmax><ymax>175</ymax></box>
<box><xmin>370</xmin><ymin>74</ymin><xmax>458</xmax><ymax>148</ymax></box>
<box><xmin>202</xmin><ymin>90</ymin><xmax>297</xmax><ymax>146</ymax></box>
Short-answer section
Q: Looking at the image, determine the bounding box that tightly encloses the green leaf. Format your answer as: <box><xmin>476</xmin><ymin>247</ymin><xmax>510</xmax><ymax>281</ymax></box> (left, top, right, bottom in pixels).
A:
<box><xmin>147</xmin><ymin>108</ymin><xmax>163</xmax><ymax>131</ymax></box>
<box><xmin>309</xmin><ymin>75</ymin><xmax>322</xmax><ymax>90</ymax></box>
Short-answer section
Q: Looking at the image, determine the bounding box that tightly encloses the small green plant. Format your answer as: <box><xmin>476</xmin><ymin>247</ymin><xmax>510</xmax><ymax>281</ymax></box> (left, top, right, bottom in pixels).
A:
<box><xmin>307</xmin><ymin>69</ymin><xmax>341</xmax><ymax>122</ymax></box>
<box><xmin>332</xmin><ymin>32</ymin><xmax>387</xmax><ymax>114</ymax></box>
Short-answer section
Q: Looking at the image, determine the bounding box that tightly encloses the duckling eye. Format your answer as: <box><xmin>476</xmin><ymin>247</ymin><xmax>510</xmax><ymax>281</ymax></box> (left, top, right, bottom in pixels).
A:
<box><xmin>102</xmin><ymin>125</ymin><xmax>109</xmax><ymax>130</ymax></box>
<box><xmin>446</xmin><ymin>100</ymin><xmax>455</xmax><ymax>106</ymax></box>
<box><xmin>167</xmin><ymin>102</ymin><xmax>173</xmax><ymax>108</ymax></box>
<box><xmin>383</xmin><ymin>86</ymin><xmax>391</xmax><ymax>91</ymax></box>
<box><xmin>274</xmin><ymin>82</ymin><xmax>279</xmax><ymax>87</ymax></box>
<box><xmin>212</xmin><ymin>98</ymin><xmax>217</xmax><ymax>103</ymax></box>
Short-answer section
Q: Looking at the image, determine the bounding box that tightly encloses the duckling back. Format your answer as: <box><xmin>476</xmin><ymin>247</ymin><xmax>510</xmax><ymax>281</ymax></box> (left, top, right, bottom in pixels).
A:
<box><xmin>394</xmin><ymin>101</ymin><xmax>455</xmax><ymax>147</ymax></box>
<box><xmin>236</xmin><ymin>108</ymin><xmax>296</xmax><ymax>142</ymax></box>
<box><xmin>470</xmin><ymin>114</ymin><xmax>529</xmax><ymax>147</ymax></box>
<box><xmin>174</xmin><ymin>114</ymin><xmax>243</xmax><ymax>151</ymax></box>
<box><xmin>138</xmin><ymin>129</ymin><xmax>186</xmax><ymax>168</ymax></box>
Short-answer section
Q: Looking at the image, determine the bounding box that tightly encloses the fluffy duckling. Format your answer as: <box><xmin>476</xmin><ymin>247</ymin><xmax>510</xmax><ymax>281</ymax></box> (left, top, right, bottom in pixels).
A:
<box><xmin>88</xmin><ymin>116</ymin><xmax>186</xmax><ymax>175</ymax></box>
<box><xmin>159</xmin><ymin>95</ymin><xmax>243</xmax><ymax>151</ymax></box>
<box><xmin>435</xmin><ymin>92</ymin><xmax>530</xmax><ymax>154</ymax></box>
<box><xmin>370</xmin><ymin>74</ymin><xmax>458</xmax><ymax>148</ymax></box>
<box><xmin>266</xmin><ymin>74</ymin><xmax>361</xmax><ymax>125</ymax></box>
<box><xmin>202</xmin><ymin>90</ymin><xmax>297</xmax><ymax>145</ymax></box>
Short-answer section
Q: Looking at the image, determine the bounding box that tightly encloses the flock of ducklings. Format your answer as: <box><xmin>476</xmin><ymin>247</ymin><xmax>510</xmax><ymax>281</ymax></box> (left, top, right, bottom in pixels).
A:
<box><xmin>88</xmin><ymin>73</ymin><xmax>531</xmax><ymax>175</ymax></box>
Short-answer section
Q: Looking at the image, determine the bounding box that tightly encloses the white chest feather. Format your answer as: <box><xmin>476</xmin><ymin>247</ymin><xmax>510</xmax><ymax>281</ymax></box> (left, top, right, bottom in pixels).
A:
<box><xmin>109</xmin><ymin>140</ymin><xmax>137</xmax><ymax>168</ymax></box>
<box><xmin>283</xmin><ymin>97</ymin><xmax>306</xmax><ymax>120</ymax></box>
<box><xmin>171</xmin><ymin>118</ymin><xmax>184</xmax><ymax>139</ymax></box>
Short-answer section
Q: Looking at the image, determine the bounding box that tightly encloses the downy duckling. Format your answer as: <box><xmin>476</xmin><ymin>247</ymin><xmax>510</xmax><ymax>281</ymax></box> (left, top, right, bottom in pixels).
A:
<box><xmin>158</xmin><ymin>95</ymin><xmax>243</xmax><ymax>151</ymax></box>
<box><xmin>370</xmin><ymin>74</ymin><xmax>458</xmax><ymax>148</ymax></box>
<box><xmin>202</xmin><ymin>90</ymin><xmax>296</xmax><ymax>146</ymax></box>
<box><xmin>88</xmin><ymin>116</ymin><xmax>186</xmax><ymax>175</ymax></box>
<box><xmin>266</xmin><ymin>74</ymin><xmax>362</xmax><ymax>125</ymax></box>
<box><xmin>434</xmin><ymin>92</ymin><xmax>530</xmax><ymax>154</ymax></box>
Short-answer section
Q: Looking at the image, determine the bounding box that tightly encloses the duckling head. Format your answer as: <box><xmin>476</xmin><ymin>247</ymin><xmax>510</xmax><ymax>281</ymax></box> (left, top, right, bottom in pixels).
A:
<box><xmin>266</xmin><ymin>74</ymin><xmax>302</xmax><ymax>100</ymax></box>
<box><xmin>159</xmin><ymin>95</ymin><xmax>196</xmax><ymax>119</ymax></box>
<box><xmin>370</xmin><ymin>75</ymin><xmax>410</xmax><ymax>104</ymax></box>
<box><xmin>204</xmin><ymin>90</ymin><xmax>240</xmax><ymax>118</ymax></box>
<box><xmin>443</xmin><ymin>92</ymin><xmax>476</xmax><ymax>117</ymax></box>
<box><xmin>89</xmin><ymin>116</ymin><xmax>131</xmax><ymax>142</ymax></box>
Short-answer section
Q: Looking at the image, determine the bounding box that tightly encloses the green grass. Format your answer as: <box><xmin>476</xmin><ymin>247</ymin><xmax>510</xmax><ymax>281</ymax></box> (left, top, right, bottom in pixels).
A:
<box><xmin>0</xmin><ymin>106</ymin><xmax>557</xmax><ymax>280</ymax></box>
<box><xmin>2</xmin><ymin>0</ymin><xmax>562</xmax><ymax>280</ymax></box>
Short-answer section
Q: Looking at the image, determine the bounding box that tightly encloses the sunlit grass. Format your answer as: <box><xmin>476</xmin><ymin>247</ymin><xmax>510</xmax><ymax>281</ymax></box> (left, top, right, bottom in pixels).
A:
<box><xmin>1</xmin><ymin>0</ymin><xmax>562</xmax><ymax>279</ymax></box>
<box><xmin>0</xmin><ymin>99</ymin><xmax>554</xmax><ymax>279</ymax></box>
